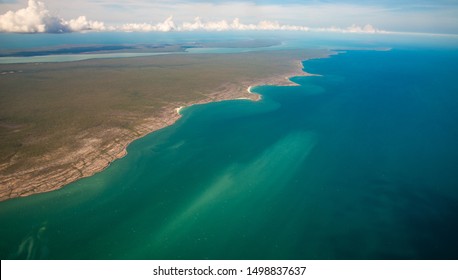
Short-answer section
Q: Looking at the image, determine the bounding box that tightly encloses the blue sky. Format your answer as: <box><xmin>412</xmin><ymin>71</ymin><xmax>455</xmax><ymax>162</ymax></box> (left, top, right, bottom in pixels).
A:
<box><xmin>1</xmin><ymin>0</ymin><xmax>457</xmax><ymax>34</ymax></box>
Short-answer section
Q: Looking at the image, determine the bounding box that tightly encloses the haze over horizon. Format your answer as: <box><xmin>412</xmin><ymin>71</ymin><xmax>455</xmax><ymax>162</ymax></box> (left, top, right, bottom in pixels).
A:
<box><xmin>0</xmin><ymin>0</ymin><xmax>457</xmax><ymax>35</ymax></box>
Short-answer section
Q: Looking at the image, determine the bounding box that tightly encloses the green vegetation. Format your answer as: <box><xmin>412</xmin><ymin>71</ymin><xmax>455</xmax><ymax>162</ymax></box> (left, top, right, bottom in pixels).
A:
<box><xmin>0</xmin><ymin>49</ymin><xmax>328</xmax><ymax>200</ymax></box>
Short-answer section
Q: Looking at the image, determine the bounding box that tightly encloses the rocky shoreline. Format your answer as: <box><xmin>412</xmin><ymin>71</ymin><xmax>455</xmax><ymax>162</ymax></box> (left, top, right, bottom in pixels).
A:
<box><xmin>0</xmin><ymin>59</ymin><xmax>316</xmax><ymax>202</ymax></box>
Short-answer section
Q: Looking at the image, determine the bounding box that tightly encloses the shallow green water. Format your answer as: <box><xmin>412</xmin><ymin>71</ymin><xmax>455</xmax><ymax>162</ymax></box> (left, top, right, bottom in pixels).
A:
<box><xmin>1</xmin><ymin>49</ymin><xmax>458</xmax><ymax>259</ymax></box>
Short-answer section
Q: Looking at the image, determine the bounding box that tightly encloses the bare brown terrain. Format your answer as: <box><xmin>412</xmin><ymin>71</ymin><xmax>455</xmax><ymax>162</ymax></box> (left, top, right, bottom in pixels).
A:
<box><xmin>0</xmin><ymin>49</ymin><xmax>330</xmax><ymax>201</ymax></box>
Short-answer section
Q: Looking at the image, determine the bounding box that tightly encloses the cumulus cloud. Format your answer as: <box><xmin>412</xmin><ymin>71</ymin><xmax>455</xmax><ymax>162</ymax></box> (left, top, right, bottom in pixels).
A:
<box><xmin>313</xmin><ymin>24</ymin><xmax>387</xmax><ymax>34</ymax></box>
<box><xmin>0</xmin><ymin>0</ymin><xmax>385</xmax><ymax>34</ymax></box>
<box><xmin>0</xmin><ymin>0</ymin><xmax>105</xmax><ymax>33</ymax></box>
<box><xmin>66</xmin><ymin>16</ymin><xmax>106</xmax><ymax>32</ymax></box>
<box><xmin>120</xmin><ymin>16</ymin><xmax>176</xmax><ymax>32</ymax></box>
<box><xmin>120</xmin><ymin>17</ymin><xmax>310</xmax><ymax>32</ymax></box>
<box><xmin>119</xmin><ymin>17</ymin><xmax>384</xmax><ymax>33</ymax></box>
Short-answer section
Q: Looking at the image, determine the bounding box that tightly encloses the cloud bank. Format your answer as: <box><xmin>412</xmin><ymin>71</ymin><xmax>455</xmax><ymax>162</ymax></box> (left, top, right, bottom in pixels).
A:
<box><xmin>0</xmin><ymin>0</ymin><xmax>105</xmax><ymax>33</ymax></box>
<box><xmin>117</xmin><ymin>17</ymin><xmax>385</xmax><ymax>33</ymax></box>
<box><xmin>0</xmin><ymin>0</ymin><xmax>384</xmax><ymax>34</ymax></box>
<box><xmin>119</xmin><ymin>17</ymin><xmax>311</xmax><ymax>32</ymax></box>
<box><xmin>315</xmin><ymin>24</ymin><xmax>384</xmax><ymax>34</ymax></box>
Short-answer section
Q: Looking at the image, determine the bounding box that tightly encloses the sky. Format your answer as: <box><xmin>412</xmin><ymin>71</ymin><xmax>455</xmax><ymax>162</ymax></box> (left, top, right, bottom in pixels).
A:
<box><xmin>0</xmin><ymin>0</ymin><xmax>457</xmax><ymax>34</ymax></box>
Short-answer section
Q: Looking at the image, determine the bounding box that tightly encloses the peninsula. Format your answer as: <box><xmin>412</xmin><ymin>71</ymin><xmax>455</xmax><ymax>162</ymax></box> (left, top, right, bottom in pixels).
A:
<box><xmin>0</xmin><ymin>49</ymin><xmax>330</xmax><ymax>201</ymax></box>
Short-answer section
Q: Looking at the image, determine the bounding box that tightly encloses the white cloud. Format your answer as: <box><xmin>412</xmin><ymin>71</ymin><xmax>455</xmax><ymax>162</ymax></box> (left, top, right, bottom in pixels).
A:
<box><xmin>0</xmin><ymin>0</ymin><xmax>105</xmax><ymax>33</ymax></box>
<box><xmin>118</xmin><ymin>17</ymin><xmax>309</xmax><ymax>32</ymax></box>
<box><xmin>120</xmin><ymin>16</ymin><xmax>176</xmax><ymax>32</ymax></box>
<box><xmin>119</xmin><ymin>17</ymin><xmax>383</xmax><ymax>33</ymax></box>
<box><xmin>117</xmin><ymin>17</ymin><xmax>308</xmax><ymax>32</ymax></box>
<box><xmin>313</xmin><ymin>24</ymin><xmax>387</xmax><ymax>34</ymax></box>
<box><xmin>65</xmin><ymin>16</ymin><xmax>106</xmax><ymax>33</ymax></box>
<box><xmin>2</xmin><ymin>1</ymin><xmax>457</xmax><ymax>34</ymax></box>
<box><xmin>0</xmin><ymin>1</ymin><xmax>385</xmax><ymax>34</ymax></box>
<box><xmin>120</xmin><ymin>17</ymin><xmax>311</xmax><ymax>32</ymax></box>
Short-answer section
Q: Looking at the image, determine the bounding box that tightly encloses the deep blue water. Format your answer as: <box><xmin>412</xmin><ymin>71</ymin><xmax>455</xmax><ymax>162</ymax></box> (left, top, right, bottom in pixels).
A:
<box><xmin>0</xmin><ymin>45</ymin><xmax>457</xmax><ymax>259</ymax></box>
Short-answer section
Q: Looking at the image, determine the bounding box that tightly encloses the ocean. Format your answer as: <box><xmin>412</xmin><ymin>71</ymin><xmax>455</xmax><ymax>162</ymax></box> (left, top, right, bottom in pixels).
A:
<box><xmin>0</xmin><ymin>33</ymin><xmax>458</xmax><ymax>259</ymax></box>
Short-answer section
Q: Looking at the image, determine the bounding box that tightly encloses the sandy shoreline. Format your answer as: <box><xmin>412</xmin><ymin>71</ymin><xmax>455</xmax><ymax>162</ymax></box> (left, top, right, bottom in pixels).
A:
<box><xmin>0</xmin><ymin>57</ymin><xmax>323</xmax><ymax>201</ymax></box>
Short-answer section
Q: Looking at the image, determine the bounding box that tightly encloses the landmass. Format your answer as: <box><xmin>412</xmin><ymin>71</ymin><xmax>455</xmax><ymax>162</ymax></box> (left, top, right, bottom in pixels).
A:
<box><xmin>0</xmin><ymin>39</ymin><xmax>280</xmax><ymax>57</ymax></box>
<box><xmin>0</xmin><ymin>48</ymin><xmax>330</xmax><ymax>201</ymax></box>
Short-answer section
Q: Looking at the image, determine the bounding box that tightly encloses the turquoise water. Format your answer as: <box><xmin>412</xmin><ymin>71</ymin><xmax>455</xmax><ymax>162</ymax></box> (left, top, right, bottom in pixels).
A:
<box><xmin>1</xmin><ymin>48</ymin><xmax>458</xmax><ymax>259</ymax></box>
<box><xmin>2</xmin><ymin>31</ymin><xmax>457</xmax><ymax>64</ymax></box>
<box><xmin>1</xmin><ymin>32</ymin><xmax>457</xmax><ymax>50</ymax></box>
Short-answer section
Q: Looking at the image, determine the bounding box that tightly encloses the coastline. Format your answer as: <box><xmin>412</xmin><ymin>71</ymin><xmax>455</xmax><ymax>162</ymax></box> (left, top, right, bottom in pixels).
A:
<box><xmin>0</xmin><ymin>55</ymin><xmax>327</xmax><ymax>202</ymax></box>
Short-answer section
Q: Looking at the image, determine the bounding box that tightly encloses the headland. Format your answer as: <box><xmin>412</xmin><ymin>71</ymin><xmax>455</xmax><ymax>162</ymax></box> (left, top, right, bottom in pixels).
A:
<box><xmin>0</xmin><ymin>49</ymin><xmax>331</xmax><ymax>201</ymax></box>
